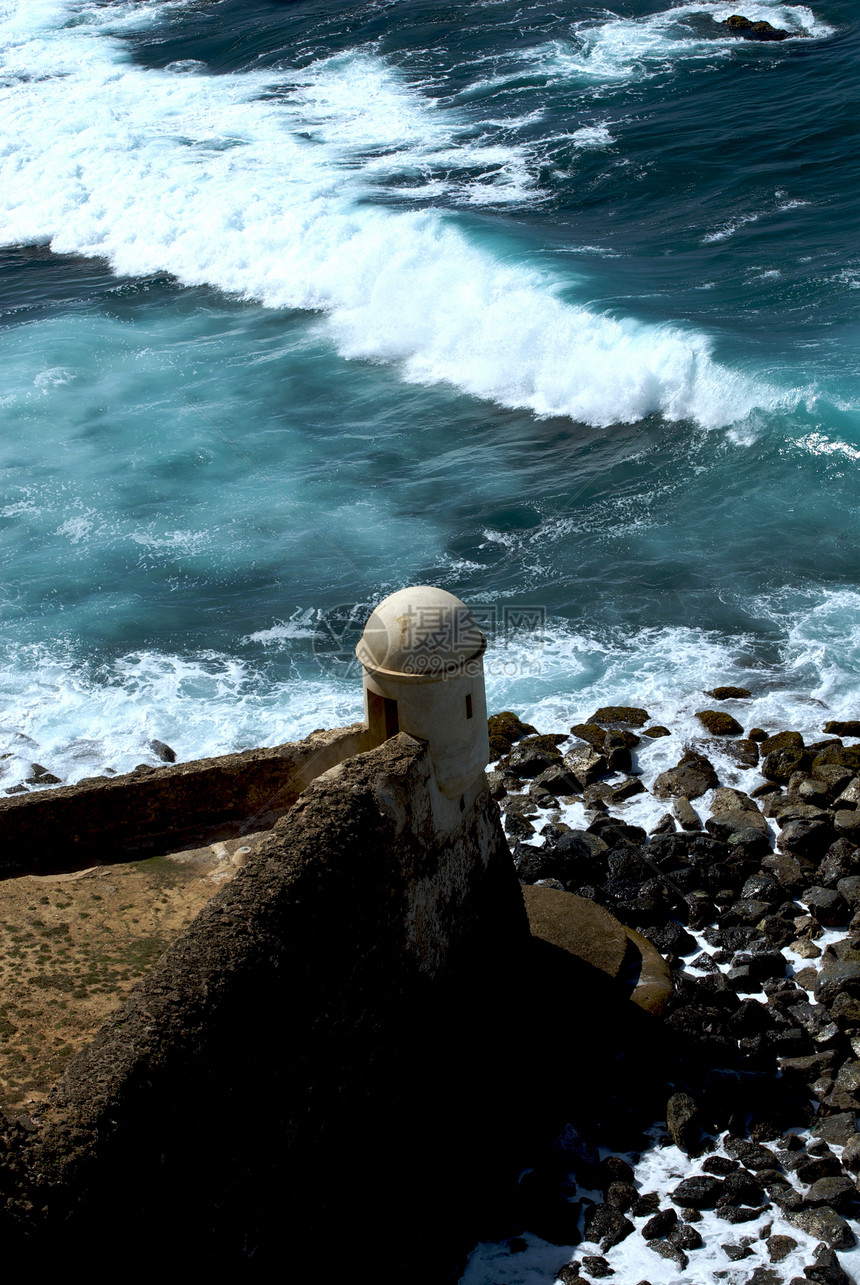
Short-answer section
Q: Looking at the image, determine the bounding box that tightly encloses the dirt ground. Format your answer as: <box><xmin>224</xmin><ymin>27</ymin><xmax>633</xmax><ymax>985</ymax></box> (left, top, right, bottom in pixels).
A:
<box><xmin>0</xmin><ymin>832</ymin><xmax>264</xmax><ymax>1112</ymax></box>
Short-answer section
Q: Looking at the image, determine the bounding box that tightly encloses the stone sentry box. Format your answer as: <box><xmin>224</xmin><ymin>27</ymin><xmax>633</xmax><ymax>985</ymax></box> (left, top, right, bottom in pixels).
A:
<box><xmin>356</xmin><ymin>585</ymin><xmax>490</xmax><ymax>808</ymax></box>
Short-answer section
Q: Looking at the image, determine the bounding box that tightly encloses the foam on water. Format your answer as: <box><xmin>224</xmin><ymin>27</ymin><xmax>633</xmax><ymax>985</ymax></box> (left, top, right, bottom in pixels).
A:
<box><xmin>470</xmin><ymin>0</ymin><xmax>832</xmax><ymax>97</ymax></box>
<box><xmin>4</xmin><ymin>586</ymin><xmax>858</xmax><ymax>790</ymax></box>
<box><xmin>0</xmin><ymin>641</ymin><xmax>364</xmax><ymax>787</ymax></box>
<box><xmin>518</xmin><ymin>588</ymin><xmax>860</xmax><ymax>734</ymax></box>
<box><xmin>0</xmin><ymin>0</ymin><xmax>785</xmax><ymax>431</ymax></box>
<box><xmin>576</xmin><ymin>0</ymin><xmax>832</xmax><ymax>73</ymax></box>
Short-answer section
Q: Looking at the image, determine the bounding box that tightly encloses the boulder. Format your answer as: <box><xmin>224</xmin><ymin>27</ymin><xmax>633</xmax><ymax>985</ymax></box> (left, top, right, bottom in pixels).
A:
<box><xmin>24</xmin><ymin>769</ymin><xmax>62</xmax><ymax>785</ymax></box>
<box><xmin>649</xmin><ymin>1240</ymin><xmax>688</xmax><ymax>1269</ymax></box>
<box><xmin>666</xmin><ymin>1092</ymin><xmax>702</xmax><ymax>1156</ymax></box>
<box><xmin>717</xmin><ymin>1204</ymin><xmax>769</xmax><ymax>1223</ymax></box>
<box><xmin>813</xmin><ymin>764</ymin><xmax>856</xmax><ymax>794</ymax></box>
<box><xmin>707</xmin><ymin>812</ymin><xmax>770</xmax><ymax>845</ymax></box>
<box><xmin>824</xmin><ymin>721</ymin><xmax>860</xmax><ymax>738</ymax></box>
<box><xmin>802</xmin><ymin>886</ymin><xmax>848</xmax><ymax>927</ymax></box>
<box><xmin>580</xmin><ymin>1255</ymin><xmax>613</xmax><ymax>1278</ymax></box>
<box><xmin>588</xmin><ymin>705</ymin><xmax>649</xmax><ymax>727</ymax></box>
<box><xmin>804</xmin><ymin>1176</ymin><xmax>856</xmax><ymax>1213</ymax></box>
<box><xmin>814</xmin><ymin>961</ymin><xmax>860</xmax><ymax>1006</ymax></box>
<box><xmin>771</xmin><ymin>799</ymin><xmax>830</xmax><ymax>824</ymax></box>
<box><xmin>814</xmin><ymin>744</ymin><xmax>860</xmax><ymax>773</ymax></box>
<box><xmin>777</xmin><ymin>818</ymin><xmax>835</xmax><ymax>859</ymax></box>
<box><xmin>582</xmin><ymin>1203</ymin><xmax>634</xmax><ymax>1250</ymax></box>
<box><xmin>632</xmin><ymin>1192</ymin><xmax>660</xmax><ymax>1217</ymax></box>
<box><xmin>720</xmin><ymin>1170</ymin><xmax>766</xmax><ymax>1207</ymax></box>
<box><xmin>762</xmin><ymin>852</ymin><xmax>817</xmax><ymax>895</ymax></box>
<box><xmin>834</xmin><ymin>810</ymin><xmax>860</xmax><ymax>843</ymax></box>
<box><xmin>840</xmin><ymin>1135</ymin><xmax>860</xmax><ymax>1170</ymax></box>
<box><xmin>642</xmin><ymin>1207</ymin><xmax>677</xmax><ymax>1239</ymax></box>
<box><xmin>708</xmin><ymin>686</ymin><xmax>752</xmax><ymax>700</ymax></box>
<box><xmin>506</xmin><ymin>743</ymin><xmax>560</xmax><ymax>779</ymax></box>
<box><xmin>642</xmin><ymin>725</ymin><xmax>671</xmax><ymax>738</ymax></box>
<box><xmin>605</xmin><ymin>1181</ymin><xmax>636</xmax><ymax>1212</ymax></box>
<box><xmin>761</xmin><ymin>731</ymin><xmax>805</xmax><ymax>756</ymax></box>
<box><xmin>794</xmin><ymin>1154</ymin><xmax>842</xmax><ymax>1184</ymax></box>
<box><xmin>762</xmin><ymin>745</ymin><xmax>812</xmax><ymax>782</ymax></box>
<box><xmin>835</xmin><ymin>777</ymin><xmax>860</xmax><ymax>809</ymax></box>
<box><xmin>607</xmin><ymin>777</ymin><xmax>646</xmax><ymax>804</ymax></box>
<box><xmin>723</xmin><ymin>1241</ymin><xmax>754</xmax><ymax>1261</ymax></box>
<box><xmin>724</xmin><ymin>1138</ymin><xmax>779</xmax><ymax>1170</ymax></box>
<box><xmin>603</xmin><ymin>730</ymin><xmax>634</xmax><ymax>771</ymax></box>
<box><xmin>837</xmin><ymin>875</ymin><xmax>860</xmax><ymax>909</ymax></box>
<box><xmin>739</xmin><ymin>872</ymin><xmax>782</xmax><ymax>904</ymax></box>
<box><xmin>811</xmin><ymin>1113</ymin><xmax>859</xmax><ymax>1147</ymax></box>
<box><xmin>488</xmin><ymin>710</ymin><xmax>537</xmax><ymax>747</ymax></box>
<box><xmin>697</xmin><ymin>709</ymin><xmax>744</xmax><ymax>736</ymax></box>
<box><xmin>670</xmin><ymin>1175</ymin><xmax>724</xmax><ymax>1208</ymax></box>
<box><xmin>674</xmin><ymin>796</ymin><xmax>701</xmax><ymax>831</ymax></box>
<box><xmin>804</xmin><ymin>1244</ymin><xmax>853</xmax><ymax>1285</ymax></box>
<box><xmin>651</xmin><ymin>812</ymin><xmax>676</xmax><ymax>835</ymax></box>
<box><xmin>766</xmin><ymin>1234</ymin><xmax>797</xmax><ymax>1263</ymax></box>
<box><xmin>792</xmin><ymin>774</ymin><xmax>831</xmax><ymax>806</ymax></box>
<box><xmin>711</xmin><ymin>787</ymin><xmax>761</xmax><ymax>816</ymax></box>
<box><xmin>819</xmin><ymin>842</ymin><xmax>860</xmax><ymax>888</ymax></box>
<box><xmin>725</xmin><ymin>738</ymin><xmax>761</xmax><ymax>768</ymax></box>
<box><xmin>572</xmin><ymin>722</ymin><xmax>639</xmax><ymax>751</ymax></box>
<box><xmin>654</xmin><ymin>749</ymin><xmax>719</xmax><ymax>800</ymax></box>
<box><xmin>563</xmin><ymin>746</ymin><xmax>609</xmax><ymax>789</ymax></box>
<box><xmin>789</xmin><ymin>1206</ymin><xmax>855</xmax><ymax>1249</ymax></box>
<box><xmin>825</xmin><ymin>1061</ymin><xmax>860</xmax><ymax>1110</ymax></box>
<box><xmin>520</xmin><ymin>733</ymin><xmax>566</xmax><ymax>755</ymax></box>
<box><xmin>534</xmin><ymin>762</ymin><xmax>582</xmax><ymax>797</ymax></box>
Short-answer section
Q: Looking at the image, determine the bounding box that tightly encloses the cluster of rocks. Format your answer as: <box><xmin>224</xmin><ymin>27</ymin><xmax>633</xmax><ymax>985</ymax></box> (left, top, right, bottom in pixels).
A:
<box><xmin>721</xmin><ymin>16</ymin><xmax>792</xmax><ymax>42</ymax></box>
<box><xmin>1</xmin><ymin>737</ymin><xmax>176</xmax><ymax>795</ymax></box>
<box><xmin>488</xmin><ymin>703</ymin><xmax>860</xmax><ymax>1284</ymax></box>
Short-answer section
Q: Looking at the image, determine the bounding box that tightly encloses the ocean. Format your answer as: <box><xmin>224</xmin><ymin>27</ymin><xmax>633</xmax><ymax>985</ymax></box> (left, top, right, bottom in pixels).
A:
<box><xmin>1</xmin><ymin>0</ymin><xmax>858</xmax><ymax>793</ymax></box>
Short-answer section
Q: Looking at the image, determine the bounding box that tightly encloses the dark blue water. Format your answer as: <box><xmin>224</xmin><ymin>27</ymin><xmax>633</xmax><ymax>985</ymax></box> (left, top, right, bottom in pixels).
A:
<box><xmin>0</xmin><ymin>0</ymin><xmax>858</xmax><ymax>787</ymax></box>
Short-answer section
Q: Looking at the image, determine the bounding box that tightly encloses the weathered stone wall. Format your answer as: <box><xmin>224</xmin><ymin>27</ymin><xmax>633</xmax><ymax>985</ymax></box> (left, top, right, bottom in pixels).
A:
<box><xmin>0</xmin><ymin>722</ymin><xmax>375</xmax><ymax>872</ymax></box>
<box><xmin>0</xmin><ymin>734</ymin><xmax>529</xmax><ymax>1276</ymax></box>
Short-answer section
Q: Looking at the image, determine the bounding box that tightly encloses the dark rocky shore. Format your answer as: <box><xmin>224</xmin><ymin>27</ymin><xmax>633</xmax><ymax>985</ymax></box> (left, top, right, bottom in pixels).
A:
<box><xmin>482</xmin><ymin>701</ymin><xmax>860</xmax><ymax>1285</ymax></box>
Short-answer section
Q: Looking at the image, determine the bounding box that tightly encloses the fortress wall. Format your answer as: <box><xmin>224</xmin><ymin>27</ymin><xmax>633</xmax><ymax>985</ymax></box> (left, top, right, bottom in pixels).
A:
<box><xmin>1</xmin><ymin>733</ymin><xmax>530</xmax><ymax>1275</ymax></box>
<box><xmin>0</xmin><ymin>721</ymin><xmax>377</xmax><ymax>872</ymax></box>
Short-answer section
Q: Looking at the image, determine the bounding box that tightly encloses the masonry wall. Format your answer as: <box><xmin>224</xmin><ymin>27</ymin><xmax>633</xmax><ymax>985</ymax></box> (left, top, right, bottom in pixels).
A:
<box><xmin>0</xmin><ymin>722</ymin><xmax>375</xmax><ymax>872</ymax></box>
<box><xmin>0</xmin><ymin>734</ymin><xmax>530</xmax><ymax>1277</ymax></box>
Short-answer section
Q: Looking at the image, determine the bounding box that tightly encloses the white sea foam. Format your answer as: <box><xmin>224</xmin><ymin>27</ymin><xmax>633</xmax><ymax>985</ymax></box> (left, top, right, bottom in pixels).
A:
<box><xmin>703</xmin><ymin>211</ymin><xmax>764</xmax><ymax>243</ymax></box>
<box><xmin>0</xmin><ymin>643</ymin><xmax>364</xmax><ymax>785</ymax></box>
<box><xmin>514</xmin><ymin>0</ymin><xmax>831</xmax><ymax>95</ymax></box>
<box><xmin>0</xmin><ymin>0</ymin><xmax>783</xmax><ymax>431</ymax></box>
<box><xmin>514</xmin><ymin>592</ymin><xmax>860</xmax><ymax>746</ymax></box>
<box><xmin>4</xmin><ymin>587</ymin><xmax>858</xmax><ymax>791</ymax></box>
<box><xmin>243</xmin><ymin>612</ymin><xmax>321</xmax><ymax>645</ymax></box>
<box><xmin>569</xmin><ymin>124</ymin><xmax>613</xmax><ymax>148</ymax></box>
<box><xmin>797</xmin><ymin>431</ymin><xmax>860</xmax><ymax>463</ymax></box>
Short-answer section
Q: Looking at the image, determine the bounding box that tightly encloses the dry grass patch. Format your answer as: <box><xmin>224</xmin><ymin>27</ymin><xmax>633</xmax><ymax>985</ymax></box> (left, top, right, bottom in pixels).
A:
<box><xmin>0</xmin><ymin>834</ymin><xmax>261</xmax><ymax>1111</ymax></box>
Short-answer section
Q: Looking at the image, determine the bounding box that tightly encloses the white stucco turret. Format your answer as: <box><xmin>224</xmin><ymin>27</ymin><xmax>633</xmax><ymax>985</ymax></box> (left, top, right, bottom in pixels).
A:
<box><xmin>356</xmin><ymin>586</ymin><xmax>490</xmax><ymax>802</ymax></box>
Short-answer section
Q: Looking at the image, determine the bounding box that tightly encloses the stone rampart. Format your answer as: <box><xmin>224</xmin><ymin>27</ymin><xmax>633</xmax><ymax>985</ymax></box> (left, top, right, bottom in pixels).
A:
<box><xmin>0</xmin><ymin>733</ymin><xmax>530</xmax><ymax>1275</ymax></box>
<box><xmin>0</xmin><ymin>721</ymin><xmax>375</xmax><ymax>872</ymax></box>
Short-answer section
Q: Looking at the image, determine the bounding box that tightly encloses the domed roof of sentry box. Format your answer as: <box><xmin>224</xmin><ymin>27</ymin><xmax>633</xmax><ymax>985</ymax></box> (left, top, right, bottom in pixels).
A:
<box><xmin>356</xmin><ymin>586</ymin><xmax>487</xmax><ymax>682</ymax></box>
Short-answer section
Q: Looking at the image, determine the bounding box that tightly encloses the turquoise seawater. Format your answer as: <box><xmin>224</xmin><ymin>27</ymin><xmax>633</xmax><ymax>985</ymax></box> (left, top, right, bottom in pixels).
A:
<box><xmin>1</xmin><ymin>0</ymin><xmax>858</xmax><ymax>784</ymax></box>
